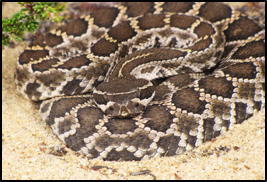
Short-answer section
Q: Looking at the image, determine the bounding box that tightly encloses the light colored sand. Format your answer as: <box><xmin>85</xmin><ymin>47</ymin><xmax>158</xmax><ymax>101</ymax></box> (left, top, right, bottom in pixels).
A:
<box><xmin>2</xmin><ymin>2</ymin><xmax>265</xmax><ymax>180</ymax></box>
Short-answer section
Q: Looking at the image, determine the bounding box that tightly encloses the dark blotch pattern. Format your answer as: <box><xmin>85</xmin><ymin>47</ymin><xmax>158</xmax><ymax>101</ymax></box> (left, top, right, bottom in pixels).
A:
<box><xmin>60</xmin><ymin>18</ymin><xmax>88</xmax><ymax>37</ymax></box>
<box><xmin>91</xmin><ymin>7</ymin><xmax>120</xmax><ymax>28</ymax></box>
<box><xmin>30</xmin><ymin>33</ymin><xmax>64</xmax><ymax>47</ymax></box>
<box><xmin>189</xmin><ymin>37</ymin><xmax>212</xmax><ymax>51</ymax></box>
<box><xmin>91</xmin><ymin>38</ymin><xmax>118</xmax><ymax>57</ymax></box>
<box><xmin>157</xmin><ymin>134</ymin><xmax>181</xmax><ymax>156</ymax></box>
<box><xmin>108</xmin><ymin>21</ymin><xmax>137</xmax><ymax>42</ymax></box>
<box><xmin>235</xmin><ymin>102</ymin><xmax>250</xmax><ymax>124</ymax></box>
<box><xmin>172</xmin><ymin>87</ymin><xmax>206</xmax><ymax>114</ymax></box>
<box><xmin>231</xmin><ymin>41</ymin><xmax>265</xmax><ymax>59</ymax></box>
<box><xmin>222</xmin><ymin>62</ymin><xmax>256</xmax><ymax>79</ymax></box>
<box><xmin>198</xmin><ymin>2</ymin><xmax>232</xmax><ymax>23</ymax></box>
<box><xmin>194</xmin><ymin>22</ymin><xmax>215</xmax><ymax>38</ymax></box>
<box><xmin>62</xmin><ymin>78</ymin><xmax>83</xmax><ymax>96</ymax></box>
<box><xmin>57</xmin><ymin>55</ymin><xmax>93</xmax><ymax>70</ymax></box>
<box><xmin>210</xmin><ymin>100</ymin><xmax>231</xmax><ymax>118</ymax></box>
<box><xmin>224</xmin><ymin>16</ymin><xmax>262</xmax><ymax>42</ymax></box>
<box><xmin>199</xmin><ymin>76</ymin><xmax>234</xmax><ymax>98</ymax></box>
<box><xmin>163</xmin><ymin>2</ymin><xmax>195</xmax><ymax>13</ymax></box>
<box><xmin>19</xmin><ymin>50</ymin><xmax>49</xmax><ymax>65</ymax></box>
<box><xmin>237</xmin><ymin>82</ymin><xmax>256</xmax><ymax>101</ymax></box>
<box><xmin>25</xmin><ymin>82</ymin><xmax>42</xmax><ymax>100</ymax></box>
<box><xmin>124</xmin><ymin>2</ymin><xmax>154</xmax><ymax>18</ymax></box>
<box><xmin>65</xmin><ymin>107</ymin><xmax>104</xmax><ymax>151</ymax></box>
<box><xmin>143</xmin><ymin>105</ymin><xmax>174</xmax><ymax>132</ymax></box>
<box><xmin>203</xmin><ymin>118</ymin><xmax>215</xmax><ymax>141</ymax></box>
<box><xmin>138</xmin><ymin>14</ymin><xmax>165</xmax><ymax>30</ymax></box>
<box><xmin>32</xmin><ymin>58</ymin><xmax>60</xmax><ymax>72</ymax></box>
<box><xmin>37</xmin><ymin>70</ymin><xmax>66</xmax><ymax>88</ymax></box>
<box><xmin>44</xmin><ymin>97</ymin><xmax>89</xmax><ymax>126</ymax></box>
<box><xmin>170</xmin><ymin>15</ymin><xmax>198</xmax><ymax>30</ymax></box>
<box><xmin>105</xmin><ymin>118</ymin><xmax>138</xmax><ymax>134</ymax></box>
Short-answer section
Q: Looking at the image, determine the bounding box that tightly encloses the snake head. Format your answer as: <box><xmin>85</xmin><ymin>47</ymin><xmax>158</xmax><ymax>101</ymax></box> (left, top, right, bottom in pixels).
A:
<box><xmin>93</xmin><ymin>77</ymin><xmax>155</xmax><ymax>118</ymax></box>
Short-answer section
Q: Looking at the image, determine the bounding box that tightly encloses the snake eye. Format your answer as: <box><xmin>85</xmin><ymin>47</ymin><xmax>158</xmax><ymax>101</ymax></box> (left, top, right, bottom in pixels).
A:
<box><xmin>109</xmin><ymin>106</ymin><xmax>114</xmax><ymax>111</ymax></box>
<box><xmin>134</xmin><ymin>103</ymin><xmax>139</xmax><ymax>108</ymax></box>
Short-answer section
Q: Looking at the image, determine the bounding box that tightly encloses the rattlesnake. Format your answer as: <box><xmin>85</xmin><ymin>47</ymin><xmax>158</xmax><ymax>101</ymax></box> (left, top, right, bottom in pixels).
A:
<box><xmin>15</xmin><ymin>2</ymin><xmax>265</xmax><ymax>161</ymax></box>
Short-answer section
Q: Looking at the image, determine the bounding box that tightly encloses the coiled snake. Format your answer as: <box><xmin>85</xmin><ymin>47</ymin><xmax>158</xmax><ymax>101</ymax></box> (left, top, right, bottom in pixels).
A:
<box><xmin>15</xmin><ymin>2</ymin><xmax>265</xmax><ymax>161</ymax></box>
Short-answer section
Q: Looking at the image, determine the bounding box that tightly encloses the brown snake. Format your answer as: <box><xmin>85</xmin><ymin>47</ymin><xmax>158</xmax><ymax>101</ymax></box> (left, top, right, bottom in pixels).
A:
<box><xmin>15</xmin><ymin>2</ymin><xmax>265</xmax><ymax>161</ymax></box>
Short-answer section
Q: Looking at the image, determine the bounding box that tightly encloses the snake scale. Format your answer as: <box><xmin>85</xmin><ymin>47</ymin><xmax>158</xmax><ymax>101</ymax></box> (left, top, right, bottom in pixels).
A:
<box><xmin>15</xmin><ymin>2</ymin><xmax>265</xmax><ymax>161</ymax></box>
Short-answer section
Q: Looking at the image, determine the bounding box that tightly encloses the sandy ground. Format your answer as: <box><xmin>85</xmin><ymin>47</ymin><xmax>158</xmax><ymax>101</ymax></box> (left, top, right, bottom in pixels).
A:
<box><xmin>2</xmin><ymin>2</ymin><xmax>265</xmax><ymax>180</ymax></box>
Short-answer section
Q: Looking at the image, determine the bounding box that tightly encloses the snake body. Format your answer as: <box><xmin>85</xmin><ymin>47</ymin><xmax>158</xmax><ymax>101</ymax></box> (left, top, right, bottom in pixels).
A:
<box><xmin>15</xmin><ymin>2</ymin><xmax>265</xmax><ymax>161</ymax></box>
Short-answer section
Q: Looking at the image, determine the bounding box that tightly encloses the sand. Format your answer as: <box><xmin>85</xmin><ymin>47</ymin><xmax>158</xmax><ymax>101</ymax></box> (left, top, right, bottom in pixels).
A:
<box><xmin>2</xmin><ymin>2</ymin><xmax>265</xmax><ymax>180</ymax></box>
